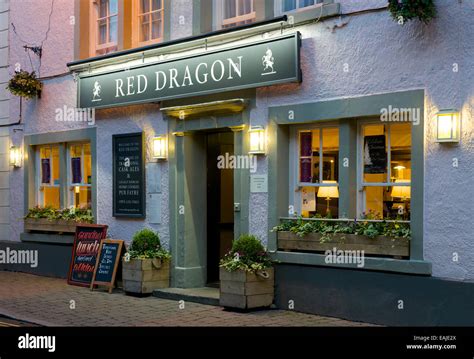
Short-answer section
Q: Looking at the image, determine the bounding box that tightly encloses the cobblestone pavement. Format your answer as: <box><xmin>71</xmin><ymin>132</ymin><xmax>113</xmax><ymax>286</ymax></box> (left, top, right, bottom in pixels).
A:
<box><xmin>0</xmin><ymin>272</ymin><xmax>373</xmax><ymax>327</ymax></box>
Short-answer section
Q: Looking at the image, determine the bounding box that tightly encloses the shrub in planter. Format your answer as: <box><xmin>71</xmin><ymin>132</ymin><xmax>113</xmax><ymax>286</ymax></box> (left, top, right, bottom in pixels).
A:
<box><xmin>122</xmin><ymin>228</ymin><xmax>171</xmax><ymax>294</ymax></box>
<box><xmin>7</xmin><ymin>70</ymin><xmax>43</xmax><ymax>99</ymax></box>
<box><xmin>219</xmin><ymin>234</ymin><xmax>274</xmax><ymax>309</ymax></box>
<box><xmin>388</xmin><ymin>0</ymin><xmax>436</xmax><ymax>24</ymax></box>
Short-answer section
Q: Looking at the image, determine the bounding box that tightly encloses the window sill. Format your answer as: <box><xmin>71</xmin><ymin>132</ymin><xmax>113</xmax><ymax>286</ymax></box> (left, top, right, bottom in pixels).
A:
<box><xmin>272</xmin><ymin>251</ymin><xmax>432</xmax><ymax>275</ymax></box>
<box><xmin>284</xmin><ymin>2</ymin><xmax>340</xmax><ymax>25</ymax></box>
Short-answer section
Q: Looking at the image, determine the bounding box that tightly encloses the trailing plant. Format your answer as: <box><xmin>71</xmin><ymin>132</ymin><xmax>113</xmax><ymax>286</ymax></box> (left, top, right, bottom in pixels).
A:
<box><xmin>25</xmin><ymin>206</ymin><xmax>94</xmax><ymax>223</ymax></box>
<box><xmin>272</xmin><ymin>212</ymin><xmax>411</xmax><ymax>240</ymax></box>
<box><xmin>388</xmin><ymin>0</ymin><xmax>436</xmax><ymax>24</ymax></box>
<box><xmin>127</xmin><ymin>228</ymin><xmax>170</xmax><ymax>260</ymax></box>
<box><xmin>7</xmin><ymin>70</ymin><xmax>43</xmax><ymax>99</ymax></box>
<box><xmin>220</xmin><ymin>234</ymin><xmax>273</xmax><ymax>273</ymax></box>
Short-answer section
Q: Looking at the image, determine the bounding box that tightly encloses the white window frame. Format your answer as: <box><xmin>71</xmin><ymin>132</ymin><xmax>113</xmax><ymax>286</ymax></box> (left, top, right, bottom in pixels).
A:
<box><xmin>36</xmin><ymin>145</ymin><xmax>61</xmax><ymax>208</ymax></box>
<box><xmin>289</xmin><ymin>123</ymin><xmax>340</xmax><ymax>216</ymax></box>
<box><xmin>274</xmin><ymin>0</ymin><xmax>323</xmax><ymax>16</ymax></box>
<box><xmin>67</xmin><ymin>143</ymin><xmax>92</xmax><ymax>208</ymax></box>
<box><xmin>132</xmin><ymin>0</ymin><xmax>165</xmax><ymax>47</ymax></box>
<box><xmin>356</xmin><ymin>120</ymin><xmax>411</xmax><ymax>218</ymax></box>
<box><xmin>90</xmin><ymin>0</ymin><xmax>118</xmax><ymax>55</ymax></box>
<box><xmin>214</xmin><ymin>0</ymin><xmax>256</xmax><ymax>30</ymax></box>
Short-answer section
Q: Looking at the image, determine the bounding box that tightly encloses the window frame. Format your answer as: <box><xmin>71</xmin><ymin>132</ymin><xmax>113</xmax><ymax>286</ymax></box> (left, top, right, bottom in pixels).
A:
<box><xmin>90</xmin><ymin>0</ymin><xmax>119</xmax><ymax>56</ymax></box>
<box><xmin>132</xmin><ymin>0</ymin><xmax>165</xmax><ymax>47</ymax></box>
<box><xmin>356</xmin><ymin>119</ymin><xmax>412</xmax><ymax>218</ymax></box>
<box><xmin>67</xmin><ymin>142</ymin><xmax>92</xmax><ymax>208</ymax></box>
<box><xmin>275</xmin><ymin>0</ymin><xmax>323</xmax><ymax>16</ymax></box>
<box><xmin>36</xmin><ymin>145</ymin><xmax>61</xmax><ymax>208</ymax></box>
<box><xmin>214</xmin><ymin>0</ymin><xmax>256</xmax><ymax>30</ymax></box>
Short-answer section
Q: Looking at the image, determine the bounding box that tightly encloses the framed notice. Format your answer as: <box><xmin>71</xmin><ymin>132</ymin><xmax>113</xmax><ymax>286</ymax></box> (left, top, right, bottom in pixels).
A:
<box><xmin>364</xmin><ymin>135</ymin><xmax>387</xmax><ymax>174</ymax></box>
<box><xmin>91</xmin><ymin>240</ymin><xmax>125</xmax><ymax>294</ymax></box>
<box><xmin>113</xmin><ymin>132</ymin><xmax>146</xmax><ymax>218</ymax></box>
<box><xmin>67</xmin><ymin>224</ymin><xmax>108</xmax><ymax>287</ymax></box>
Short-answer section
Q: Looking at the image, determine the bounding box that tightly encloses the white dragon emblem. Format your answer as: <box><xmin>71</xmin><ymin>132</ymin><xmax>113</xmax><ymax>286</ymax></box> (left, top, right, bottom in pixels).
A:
<box><xmin>92</xmin><ymin>81</ymin><xmax>102</xmax><ymax>102</ymax></box>
<box><xmin>262</xmin><ymin>48</ymin><xmax>276</xmax><ymax>75</ymax></box>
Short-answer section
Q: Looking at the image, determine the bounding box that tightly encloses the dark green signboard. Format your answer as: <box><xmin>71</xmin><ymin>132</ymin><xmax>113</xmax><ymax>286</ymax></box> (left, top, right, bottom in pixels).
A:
<box><xmin>78</xmin><ymin>33</ymin><xmax>301</xmax><ymax>109</ymax></box>
<box><xmin>113</xmin><ymin>133</ymin><xmax>145</xmax><ymax>217</ymax></box>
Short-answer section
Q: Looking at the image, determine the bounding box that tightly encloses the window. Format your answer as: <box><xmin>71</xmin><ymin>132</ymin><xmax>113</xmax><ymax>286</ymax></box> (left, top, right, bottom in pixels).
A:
<box><xmin>134</xmin><ymin>0</ymin><xmax>164</xmax><ymax>46</ymax></box>
<box><xmin>68</xmin><ymin>143</ymin><xmax>92</xmax><ymax>209</ymax></box>
<box><xmin>297</xmin><ymin>127</ymin><xmax>339</xmax><ymax>218</ymax></box>
<box><xmin>220</xmin><ymin>0</ymin><xmax>256</xmax><ymax>29</ymax></box>
<box><xmin>92</xmin><ymin>0</ymin><xmax>118</xmax><ymax>55</ymax></box>
<box><xmin>37</xmin><ymin>145</ymin><xmax>60</xmax><ymax>209</ymax></box>
<box><xmin>280</xmin><ymin>0</ymin><xmax>322</xmax><ymax>13</ymax></box>
<box><xmin>359</xmin><ymin>122</ymin><xmax>411</xmax><ymax>220</ymax></box>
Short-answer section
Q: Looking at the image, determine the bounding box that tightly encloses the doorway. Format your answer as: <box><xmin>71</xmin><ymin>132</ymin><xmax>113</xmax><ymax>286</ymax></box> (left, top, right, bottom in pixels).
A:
<box><xmin>206</xmin><ymin>131</ymin><xmax>234</xmax><ymax>285</ymax></box>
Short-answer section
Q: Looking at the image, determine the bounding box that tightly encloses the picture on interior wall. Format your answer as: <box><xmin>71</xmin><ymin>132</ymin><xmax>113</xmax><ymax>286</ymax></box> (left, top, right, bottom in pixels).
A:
<box><xmin>364</xmin><ymin>135</ymin><xmax>387</xmax><ymax>174</ymax></box>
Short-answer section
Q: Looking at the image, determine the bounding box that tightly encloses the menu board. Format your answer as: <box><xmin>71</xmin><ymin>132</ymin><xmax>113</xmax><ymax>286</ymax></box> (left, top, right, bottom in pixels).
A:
<box><xmin>67</xmin><ymin>225</ymin><xmax>108</xmax><ymax>287</ymax></box>
<box><xmin>90</xmin><ymin>240</ymin><xmax>124</xmax><ymax>294</ymax></box>
<box><xmin>113</xmin><ymin>133</ymin><xmax>146</xmax><ymax>217</ymax></box>
<box><xmin>364</xmin><ymin>135</ymin><xmax>387</xmax><ymax>174</ymax></box>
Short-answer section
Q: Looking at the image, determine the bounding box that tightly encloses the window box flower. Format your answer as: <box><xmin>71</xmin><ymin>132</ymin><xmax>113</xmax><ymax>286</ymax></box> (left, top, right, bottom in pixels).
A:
<box><xmin>122</xmin><ymin>229</ymin><xmax>171</xmax><ymax>294</ymax></box>
<box><xmin>24</xmin><ymin>206</ymin><xmax>93</xmax><ymax>234</ymax></box>
<box><xmin>219</xmin><ymin>235</ymin><xmax>274</xmax><ymax>310</ymax></box>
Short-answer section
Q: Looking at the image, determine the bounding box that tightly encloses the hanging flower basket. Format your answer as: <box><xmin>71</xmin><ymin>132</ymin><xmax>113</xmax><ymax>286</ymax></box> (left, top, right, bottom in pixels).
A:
<box><xmin>7</xmin><ymin>70</ymin><xmax>43</xmax><ymax>99</ymax></box>
<box><xmin>388</xmin><ymin>0</ymin><xmax>436</xmax><ymax>24</ymax></box>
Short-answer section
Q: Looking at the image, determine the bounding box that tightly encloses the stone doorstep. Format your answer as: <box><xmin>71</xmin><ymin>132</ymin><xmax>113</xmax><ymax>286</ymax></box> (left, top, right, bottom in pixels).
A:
<box><xmin>153</xmin><ymin>287</ymin><xmax>220</xmax><ymax>307</ymax></box>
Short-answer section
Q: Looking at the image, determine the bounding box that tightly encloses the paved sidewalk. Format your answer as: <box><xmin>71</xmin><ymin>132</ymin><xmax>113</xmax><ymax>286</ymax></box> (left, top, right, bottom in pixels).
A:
<box><xmin>0</xmin><ymin>272</ymin><xmax>373</xmax><ymax>327</ymax></box>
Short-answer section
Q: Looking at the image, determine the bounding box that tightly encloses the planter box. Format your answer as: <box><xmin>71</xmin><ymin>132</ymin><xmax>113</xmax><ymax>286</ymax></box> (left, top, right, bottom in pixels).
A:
<box><xmin>24</xmin><ymin>218</ymin><xmax>85</xmax><ymax>234</ymax></box>
<box><xmin>122</xmin><ymin>258</ymin><xmax>170</xmax><ymax>294</ymax></box>
<box><xmin>219</xmin><ymin>267</ymin><xmax>274</xmax><ymax>309</ymax></box>
<box><xmin>277</xmin><ymin>231</ymin><xmax>409</xmax><ymax>257</ymax></box>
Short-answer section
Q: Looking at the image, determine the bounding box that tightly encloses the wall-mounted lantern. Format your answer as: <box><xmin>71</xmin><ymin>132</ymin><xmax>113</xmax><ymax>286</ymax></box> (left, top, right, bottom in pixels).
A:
<box><xmin>153</xmin><ymin>135</ymin><xmax>168</xmax><ymax>160</ymax></box>
<box><xmin>9</xmin><ymin>146</ymin><xmax>22</xmax><ymax>168</ymax></box>
<box><xmin>436</xmin><ymin>110</ymin><xmax>460</xmax><ymax>143</ymax></box>
<box><xmin>249</xmin><ymin>126</ymin><xmax>266</xmax><ymax>155</ymax></box>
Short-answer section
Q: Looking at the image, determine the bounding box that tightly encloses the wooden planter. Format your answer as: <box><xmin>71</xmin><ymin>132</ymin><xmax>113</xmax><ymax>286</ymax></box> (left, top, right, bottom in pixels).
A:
<box><xmin>277</xmin><ymin>231</ymin><xmax>409</xmax><ymax>257</ymax></box>
<box><xmin>24</xmin><ymin>218</ymin><xmax>83</xmax><ymax>234</ymax></box>
<box><xmin>219</xmin><ymin>267</ymin><xmax>274</xmax><ymax>310</ymax></box>
<box><xmin>122</xmin><ymin>258</ymin><xmax>170</xmax><ymax>294</ymax></box>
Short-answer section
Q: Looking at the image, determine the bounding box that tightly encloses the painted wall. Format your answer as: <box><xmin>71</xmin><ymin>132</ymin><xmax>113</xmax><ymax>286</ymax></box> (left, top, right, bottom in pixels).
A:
<box><xmin>5</xmin><ymin>1</ymin><xmax>474</xmax><ymax>282</ymax></box>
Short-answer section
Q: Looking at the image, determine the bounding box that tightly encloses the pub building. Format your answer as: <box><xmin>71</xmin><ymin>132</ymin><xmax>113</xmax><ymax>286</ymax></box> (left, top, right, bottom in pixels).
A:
<box><xmin>1</xmin><ymin>0</ymin><xmax>473</xmax><ymax>325</ymax></box>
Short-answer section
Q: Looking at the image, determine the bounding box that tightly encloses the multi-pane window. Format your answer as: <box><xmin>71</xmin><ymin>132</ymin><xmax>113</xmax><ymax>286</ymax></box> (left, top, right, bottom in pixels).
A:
<box><xmin>138</xmin><ymin>0</ymin><xmax>164</xmax><ymax>44</ymax></box>
<box><xmin>222</xmin><ymin>0</ymin><xmax>255</xmax><ymax>28</ymax></box>
<box><xmin>360</xmin><ymin>122</ymin><xmax>411</xmax><ymax>220</ymax></box>
<box><xmin>281</xmin><ymin>0</ymin><xmax>321</xmax><ymax>13</ymax></box>
<box><xmin>298</xmin><ymin>127</ymin><xmax>339</xmax><ymax>218</ymax></box>
<box><xmin>37</xmin><ymin>145</ymin><xmax>60</xmax><ymax>209</ymax></box>
<box><xmin>95</xmin><ymin>0</ymin><xmax>118</xmax><ymax>54</ymax></box>
<box><xmin>68</xmin><ymin>143</ymin><xmax>92</xmax><ymax>209</ymax></box>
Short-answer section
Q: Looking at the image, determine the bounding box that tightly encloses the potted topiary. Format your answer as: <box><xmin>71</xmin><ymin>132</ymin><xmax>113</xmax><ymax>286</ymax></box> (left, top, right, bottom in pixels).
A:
<box><xmin>219</xmin><ymin>234</ymin><xmax>274</xmax><ymax>310</ymax></box>
<box><xmin>122</xmin><ymin>228</ymin><xmax>171</xmax><ymax>294</ymax></box>
<box><xmin>7</xmin><ymin>70</ymin><xmax>43</xmax><ymax>99</ymax></box>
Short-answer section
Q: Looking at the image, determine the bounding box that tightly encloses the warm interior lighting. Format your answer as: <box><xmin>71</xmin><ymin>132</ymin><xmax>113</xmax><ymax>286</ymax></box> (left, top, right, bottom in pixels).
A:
<box><xmin>74</xmin><ymin>186</ymin><xmax>80</xmax><ymax>194</ymax></box>
<box><xmin>9</xmin><ymin>146</ymin><xmax>21</xmax><ymax>168</ymax></box>
<box><xmin>249</xmin><ymin>126</ymin><xmax>266</xmax><ymax>155</ymax></box>
<box><xmin>391</xmin><ymin>180</ymin><xmax>411</xmax><ymax>199</ymax></box>
<box><xmin>317</xmin><ymin>180</ymin><xmax>339</xmax><ymax>214</ymax></box>
<box><xmin>153</xmin><ymin>136</ymin><xmax>168</xmax><ymax>160</ymax></box>
<box><xmin>436</xmin><ymin>110</ymin><xmax>460</xmax><ymax>142</ymax></box>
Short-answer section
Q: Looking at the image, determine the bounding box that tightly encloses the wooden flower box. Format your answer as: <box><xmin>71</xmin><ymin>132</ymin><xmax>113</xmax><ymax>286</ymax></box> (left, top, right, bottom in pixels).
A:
<box><xmin>24</xmin><ymin>218</ymin><xmax>83</xmax><ymax>234</ymax></box>
<box><xmin>277</xmin><ymin>231</ymin><xmax>409</xmax><ymax>257</ymax></box>
<box><xmin>219</xmin><ymin>267</ymin><xmax>274</xmax><ymax>310</ymax></box>
<box><xmin>122</xmin><ymin>258</ymin><xmax>170</xmax><ymax>294</ymax></box>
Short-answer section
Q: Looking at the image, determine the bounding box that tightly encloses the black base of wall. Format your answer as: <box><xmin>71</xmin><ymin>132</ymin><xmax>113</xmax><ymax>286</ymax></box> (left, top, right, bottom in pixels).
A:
<box><xmin>275</xmin><ymin>264</ymin><xmax>474</xmax><ymax>326</ymax></box>
<box><xmin>0</xmin><ymin>240</ymin><xmax>72</xmax><ymax>278</ymax></box>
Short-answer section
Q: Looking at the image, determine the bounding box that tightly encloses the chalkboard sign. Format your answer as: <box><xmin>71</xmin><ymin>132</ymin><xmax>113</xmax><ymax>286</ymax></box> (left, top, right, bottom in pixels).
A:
<box><xmin>364</xmin><ymin>135</ymin><xmax>387</xmax><ymax>174</ymax></box>
<box><xmin>113</xmin><ymin>132</ymin><xmax>146</xmax><ymax>217</ymax></box>
<box><xmin>67</xmin><ymin>224</ymin><xmax>108</xmax><ymax>287</ymax></box>
<box><xmin>90</xmin><ymin>240</ymin><xmax>125</xmax><ymax>294</ymax></box>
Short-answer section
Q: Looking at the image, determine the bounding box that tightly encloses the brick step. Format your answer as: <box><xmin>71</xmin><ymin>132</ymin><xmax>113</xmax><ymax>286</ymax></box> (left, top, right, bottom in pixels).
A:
<box><xmin>152</xmin><ymin>287</ymin><xmax>220</xmax><ymax>306</ymax></box>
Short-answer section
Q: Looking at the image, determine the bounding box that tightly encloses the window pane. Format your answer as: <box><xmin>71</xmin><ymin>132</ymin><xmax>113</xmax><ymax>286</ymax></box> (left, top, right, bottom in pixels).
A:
<box><xmin>99</xmin><ymin>0</ymin><xmax>108</xmax><ymax>18</ymax></box>
<box><xmin>98</xmin><ymin>19</ymin><xmax>107</xmax><ymax>44</ymax></box>
<box><xmin>299</xmin><ymin>0</ymin><xmax>315</xmax><ymax>8</ymax></box>
<box><xmin>299</xmin><ymin>130</ymin><xmax>319</xmax><ymax>183</ymax></box>
<box><xmin>52</xmin><ymin>146</ymin><xmax>60</xmax><ymax>184</ymax></box>
<box><xmin>301</xmin><ymin>186</ymin><xmax>339</xmax><ymax>218</ymax></box>
<box><xmin>238</xmin><ymin>0</ymin><xmax>252</xmax><ymax>15</ymax></box>
<box><xmin>109</xmin><ymin>15</ymin><xmax>117</xmax><ymax>43</ymax></box>
<box><xmin>84</xmin><ymin>144</ymin><xmax>92</xmax><ymax>185</ymax></box>
<box><xmin>73</xmin><ymin>186</ymin><xmax>91</xmax><ymax>209</ymax></box>
<box><xmin>152</xmin><ymin>0</ymin><xmax>162</xmax><ymax>11</ymax></box>
<box><xmin>151</xmin><ymin>12</ymin><xmax>162</xmax><ymax>39</ymax></box>
<box><xmin>109</xmin><ymin>0</ymin><xmax>118</xmax><ymax>15</ymax></box>
<box><xmin>141</xmin><ymin>0</ymin><xmax>150</xmax><ymax>13</ymax></box>
<box><xmin>43</xmin><ymin>187</ymin><xmax>60</xmax><ymax>209</ymax></box>
<box><xmin>322</xmin><ymin>127</ymin><xmax>339</xmax><ymax>182</ymax></box>
<box><xmin>363</xmin><ymin>124</ymin><xmax>387</xmax><ymax>183</ymax></box>
<box><xmin>390</xmin><ymin>123</ymin><xmax>411</xmax><ymax>182</ymax></box>
<box><xmin>140</xmin><ymin>14</ymin><xmax>150</xmax><ymax>42</ymax></box>
<box><xmin>224</xmin><ymin>0</ymin><xmax>237</xmax><ymax>19</ymax></box>
<box><xmin>283</xmin><ymin>0</ymin><xmax>296</xmax><ymax>12</ymax></box>
<box><xmin>363</xmin><ymin>186</ymin><xmax>410</xmax><ymax>220</ymax></box>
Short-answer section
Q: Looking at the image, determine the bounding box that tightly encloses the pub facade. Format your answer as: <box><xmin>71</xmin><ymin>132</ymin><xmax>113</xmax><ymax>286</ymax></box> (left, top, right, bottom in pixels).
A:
<box><xmin>1</xmin><ymin>0</ymin><xmax>473</xmax><ymax>325</ymax></box>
